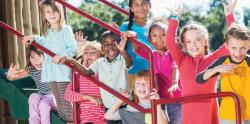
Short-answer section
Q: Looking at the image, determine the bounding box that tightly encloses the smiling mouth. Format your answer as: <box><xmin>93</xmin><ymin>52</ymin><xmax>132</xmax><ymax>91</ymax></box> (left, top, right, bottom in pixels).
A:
<box><xmin>190</xmin><ymin>48</ymin><xmax>199</xmax><ymax>52</ymax></box>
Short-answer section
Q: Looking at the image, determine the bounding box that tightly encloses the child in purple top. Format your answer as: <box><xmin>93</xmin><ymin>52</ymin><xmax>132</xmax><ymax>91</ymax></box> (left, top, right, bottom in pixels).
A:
<box><xmin>121</xmin><ymin>20</ymin><xmax>182</xmax><ymax>124</ymax></box>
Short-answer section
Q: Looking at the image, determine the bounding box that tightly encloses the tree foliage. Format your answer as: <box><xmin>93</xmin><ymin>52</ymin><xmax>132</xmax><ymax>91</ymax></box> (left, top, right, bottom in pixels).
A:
<box><xmin>67</xmin><ymin>0</ymin><xmax>249</xmax><ymax>50</ymax></box>
<box><xmin>67</xmin><ymin>1</ymin><xmax>128</xmax><ymax>41</ymax></box>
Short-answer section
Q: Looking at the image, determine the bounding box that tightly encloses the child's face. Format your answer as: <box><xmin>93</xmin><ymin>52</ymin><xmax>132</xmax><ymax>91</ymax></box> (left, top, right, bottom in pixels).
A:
<box><xmin>30</xmin><ymin>51</ymin><xmax>43</xmax><ymax>70</ymax></box>
<box><xmin>149</xmin><ymin>26</ymin><xmax>166</xmax><ymax>51</ymax></box>
<box><xmin>130</xmin><ymin>0</ymin><xmax>150</xmax><ymax>19</ymax></box>
<box><xmin>44</xmin><ymin>5</ymin><xmax>60</xmax><ymax>25</ymax></box>
<box><xmin>82</xmin><ymin>47</ymin><xmax>101</xmax><ymax>67</ymax></box>
<box><xmin>101</xmin><ymin>36</ymin><xmax>119</xmax><ymax>62</ymax></box>
<box><xmin>183</xmin><ymin>29</ymin><xmax>207</xmax><ymax>57</ymax></box>
<box><xmin>226</xmin><ymin>38</ymin><xmax>249</xmax><ymax>63</ymax></box>
<box><xmin>134</xmin><ymin>77</ymin><xmax>150</xmax><ymax>100</ymax></box>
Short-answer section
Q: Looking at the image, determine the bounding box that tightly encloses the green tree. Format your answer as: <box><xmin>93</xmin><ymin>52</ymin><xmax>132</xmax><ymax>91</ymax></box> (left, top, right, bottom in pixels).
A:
<box><xmin>67</xmin><ymin>1</ymin><xmax>128</xmax><ymax>41</ymax></box>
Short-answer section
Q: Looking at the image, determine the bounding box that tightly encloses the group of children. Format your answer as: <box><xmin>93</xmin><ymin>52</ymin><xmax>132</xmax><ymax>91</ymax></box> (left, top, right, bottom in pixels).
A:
<box><xmin>3</xmin><ymin>0</ymin><xmax>250</xmax><ymax>124</ymax></box>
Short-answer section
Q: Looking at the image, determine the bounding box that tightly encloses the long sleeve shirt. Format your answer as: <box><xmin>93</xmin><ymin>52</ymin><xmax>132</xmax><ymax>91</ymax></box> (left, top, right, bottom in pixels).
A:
<box><xmin>64</xmin><ymin>71</ymin><xmax>105</xmax><ymax>123</ymax></box>
<box><xmin>166</xmin><ymin>14</ymin><xmax>234</xmax><ymax>124</ymax></box>
<box><xmin>34</xmin><ymin>25</ymin><xmax>77</xmax><ymax>82</ymax></box>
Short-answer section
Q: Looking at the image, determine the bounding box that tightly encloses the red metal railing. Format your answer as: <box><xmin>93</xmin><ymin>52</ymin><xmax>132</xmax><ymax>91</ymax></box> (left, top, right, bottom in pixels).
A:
<box><xmin>155</xmin><ymin>92</ymin><xmax>241</xmax><ymax>124</ymax></box>
<box><xmin>98</xmin><ymin>0</ymin><xmax>129</xmax><ymax>16</ymax></box>
<box><xmin>55</xmin><ymin>0</ymin><xmax>157</xmax><ymax>123</ymax></box>
<box><xmin>0</xmin><ymin>18</ymin><xmax>155</xmax><ymax>123</ymax></box>
<box><xmin>0</xmin><ymin>0</ymin><xmax>242</xmax><ymax>123</ymax></box>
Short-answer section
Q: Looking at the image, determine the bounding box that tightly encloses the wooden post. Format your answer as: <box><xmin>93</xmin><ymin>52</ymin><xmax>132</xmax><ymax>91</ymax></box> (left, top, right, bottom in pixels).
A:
<box><xmin>22</xmin><ymin>0</ymin><xmax>32</xmax><ymax>36</ymax></box>
<box><xmin>6</xmin><ymin>0</ymin><xmax>18</xmax><ymax>66</ymax></box>
<box><xmin>30</xmin><ymin>0</ymin><xmax>40</xmax><ymax>34</ymax></box>
<box><xmin>15</xmin><ymin>0</ymin><xmax>26</xmax><ymax>68</ymax></box>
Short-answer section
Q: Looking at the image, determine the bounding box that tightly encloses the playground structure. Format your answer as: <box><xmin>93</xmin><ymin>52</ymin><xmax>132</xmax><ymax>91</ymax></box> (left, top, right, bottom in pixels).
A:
<box><xmin>0</xmin><ymin>0</ymin><xmax>242</xmax><ymax>124</ymax></box>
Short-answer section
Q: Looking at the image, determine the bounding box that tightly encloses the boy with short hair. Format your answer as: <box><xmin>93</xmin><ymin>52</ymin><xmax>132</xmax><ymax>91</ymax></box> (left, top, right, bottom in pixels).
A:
<box><xmin>196</xmin><ymin>23</ymin><xmax>250</xmax><ymax>124</ymax></box>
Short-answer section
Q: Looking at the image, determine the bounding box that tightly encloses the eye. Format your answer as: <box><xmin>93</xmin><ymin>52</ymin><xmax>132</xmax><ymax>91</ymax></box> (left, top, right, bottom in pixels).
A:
<box><xmin>240</xmin><ymin>47</ymin><xmax>247</xmax><ymax>51</ymax></box>
<box><xmin>151</xmin><ymin>34</ymin><xmax>157</xmax><ymax>38</ymax></box>
<box><xmin>186</xmin><ymin>40</ymin><xmax>191</xmax><ymax>43</ymax></box>
<box><xmin>142</xmin><ymin>2</ymin><xmax>148</xmax><ymax>6</ymax></box>
<box><xmin>231</xmin><ymin>47</ymin><xmax>237</xmax><ymax>50</ymax></box>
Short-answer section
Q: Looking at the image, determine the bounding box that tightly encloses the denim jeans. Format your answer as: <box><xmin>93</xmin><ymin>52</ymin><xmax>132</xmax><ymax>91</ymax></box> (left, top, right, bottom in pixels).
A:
<box><xmin>165</xmin><ymin>102</ymin><xmax>182</xmax><ymax>124</ymax></box>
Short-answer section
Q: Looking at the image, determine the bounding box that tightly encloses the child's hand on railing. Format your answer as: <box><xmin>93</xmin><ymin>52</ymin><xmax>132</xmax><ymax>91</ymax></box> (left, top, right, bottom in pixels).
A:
<box><xmin>117</xmin><ymin>88</ymin><xmax>129</xmax><ymax>104</ymax></box>
<box><xmin>149</xmin><ymin>89</ymin><xmax>160</xmax><ymax>100</ymax></box>
<box><xmin>223</xmin><ymin>0</ymin><xmax>237</xmax><ymax>16</ymax></box>
<box><xmin>21</xmin><ymin>35</ymin><xmax>34</xmax><ymax>44</ymax></box>
<box><xmin>60</xmin><ymin>56</ymin><xmax>74</xmax><ymax>64</ymax></box>
<box><xmin>108</xmin><ymin>22</ymin><xmax>119</xmax><ymax>29</ymax></box>
<box><xmin>52</xmin><ymin>55</ymin><xmax>62</xmax><ymax>64</ymax></box>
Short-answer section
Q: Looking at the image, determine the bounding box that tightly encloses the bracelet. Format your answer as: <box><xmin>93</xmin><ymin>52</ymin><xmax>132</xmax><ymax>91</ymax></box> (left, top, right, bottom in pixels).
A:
<box><xmin>169</xmin><ymin>14</ymin><xmax>180</xmax><ymax>20</ymax></box>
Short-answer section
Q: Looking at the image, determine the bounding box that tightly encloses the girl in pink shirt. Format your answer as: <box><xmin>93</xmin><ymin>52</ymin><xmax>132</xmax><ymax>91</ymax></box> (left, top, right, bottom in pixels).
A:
<box><xmin>122</xmin><ymin>20</ymin><xmax>182</xmax><ymax>124</ymax></box>
<box><xmin>165</xmin><ymin>1</ymin><xmax>236</xmax><ymax>124</ymax></box>
<box><xmin>64</xmin><ymin>39</ymin><xmax>106</xmax><ymax>124</ymax></box>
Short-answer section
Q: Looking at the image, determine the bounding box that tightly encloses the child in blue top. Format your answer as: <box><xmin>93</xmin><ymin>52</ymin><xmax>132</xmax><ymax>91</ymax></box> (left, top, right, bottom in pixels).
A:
<box><xmin>22</xmin><ymin>0</ymin><xmax>77</xmax><ymax>122</ymax></box>
<box><xmin>119</xmin><ymin>0</ymin><xmax>154</xmax><ymax>74</ymax></box>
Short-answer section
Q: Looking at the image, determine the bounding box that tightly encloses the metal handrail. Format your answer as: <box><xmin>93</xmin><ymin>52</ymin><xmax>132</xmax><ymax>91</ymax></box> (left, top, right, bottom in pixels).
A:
<box><xmin>55</xmin><ymin>0</ymin><xmax>157</xmax><ymax>122</ymax></box>
<box><xmin>0</xmin><ymin>1</ymin><xmax>242</xmax><ymax>123</ymax></box>
<box><xmin>154</xmin><ymin>92</ymin><xmax>241</xmax><ymax>124</ymax></box>
<box><xmin>0</xmin><ymin>19</ymin><xmax>154</xmax><ymax>123</ymax></box>
<box><xmin>98</xmin><ymin>0</ymin><xmax>129</xmax><ymax>16</ymax></box>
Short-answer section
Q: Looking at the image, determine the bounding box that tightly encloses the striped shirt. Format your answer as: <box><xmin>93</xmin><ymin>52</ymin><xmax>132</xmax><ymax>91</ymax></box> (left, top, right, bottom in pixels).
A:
<box><xmin>29</xmin><ymin>67</ymin><xmax>51</xmax><ymax>95</ymax></box>
<box><xmin>64</xmin><ymin>71</ymin><xmax>105</xmax><ymax>124</ymax></box>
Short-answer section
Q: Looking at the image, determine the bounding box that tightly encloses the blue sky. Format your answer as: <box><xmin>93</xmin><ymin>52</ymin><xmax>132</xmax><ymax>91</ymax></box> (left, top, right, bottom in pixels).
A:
<box><xmin>67</xmin><ymin>0</ymin><xmax>250</xmax><ymax>21</ymax></box>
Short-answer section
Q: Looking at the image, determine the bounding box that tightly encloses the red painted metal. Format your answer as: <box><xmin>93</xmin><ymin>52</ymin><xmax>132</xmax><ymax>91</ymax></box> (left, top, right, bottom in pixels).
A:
<box><xmin>71</xmin><ymin>69</ymin><xmax>79</xmax><ymax>124</ymax></box>
<box><xmin>0</xmin><ymin>21</ymin><xmax>54</xmax><ymax>57</ymax></box>
<box><xmin>154</xmin><ymin>92</ymin><xmax>242</xmax><ymax>124</ymax></box>
<box><xmin>98</xmin><ymin>0</ymin><xmax>129</xmax><ymax>16</ymax></box>
<box><xmin>55</xmin><ymin>0</ymin><xmax>157</xmax><ymax>122</ymax></box>
<box><xmin>0</xmin><ymin>19</ymin><xmax>153</xmax><ymax>121</ymax></box>
<box><xmin>1</xmin><ymin>1</ymin><xmax>242</xmax><ymax>123</ymax></box>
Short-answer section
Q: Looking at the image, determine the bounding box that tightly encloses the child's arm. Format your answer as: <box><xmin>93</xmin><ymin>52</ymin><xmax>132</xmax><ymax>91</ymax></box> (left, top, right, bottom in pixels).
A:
<box><xmin>104</xmin><ymin>89</ymin><xmax>129</xmax><ymax>120</ymax></box>
<box><xmin>6</xmin><ymin>64</ymin><xmax>29</xmax><ymax>81</ymax></box>
<box><xmin>168</xmin><ymin>67</ymin><xmax>181</xmax><ymax>95</ymax></box>
<box><xmin>22</xmin><ymin>35</ymin><xmax>45</xmax><ymax>46</ymax></box>
<box><xmin>224</xmin><ymin>0</ymin><xmax>237</xmax><ymax>26</ymax></box>
<box><xmin>149</xmin><ymin>89</ymin><xmax>168</xmax><ymax>124</ymax></box>
<box><xmin>64</xmin><ymin>81</ymin><xmax>102</xmax><ymax>105</ymax></box>
<box><xmin>165</xmin><ymin>7</ymin><xmax>186</xmax><ymax>67</ymax></box>
<box><xmin>75</xmin><ymin>31</ymin><xmax>87</xmax><ymax>44</ymax></box>
<box><xmin>116</xmin><ymin>35</ymin><xmax>132</xmax><ymax>68</ymax></box>
<box><xmin>60</xmin><ymin>26</ymin><xmax>77</xmax><ymax>58</ymax></box>
<box><xmin>196</xmin><ymin>57</ymin><xmax>235</xmax><ymax>83</ymax></box>
<box><xmin>121</xmin><ymin>31</ymin><xmax>149</xmax><ymax>59</ymax></box>
<box><xmin>60</xmin><ymin>57</ymin><xmax>94</xmax><ymax>75</ymax></box>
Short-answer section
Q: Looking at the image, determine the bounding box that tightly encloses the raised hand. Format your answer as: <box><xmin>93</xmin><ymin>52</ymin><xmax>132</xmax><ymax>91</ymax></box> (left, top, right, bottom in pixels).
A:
<box><xmin>75</xmin><ymin>31</ymin><xmax>87</xmax><ymax>44</ymax></box>
<box><xmin>223</xmin><ymin>0</ymin><xmax>237</xmax><ymax>15</ymax></box>
<box><xmin>165</xmin><ymin>4</ymin><xmax>184</xmax><ymax>17</ymax></box>
<box><xmin>6</xmin><ymin>63</ymin><xmax>19</xmax><ymax>80</ymax></box>
<box><xmin>118</xmin><ymin>31</ymin><xmax>137</xmax><ymax>51</ymax></box>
